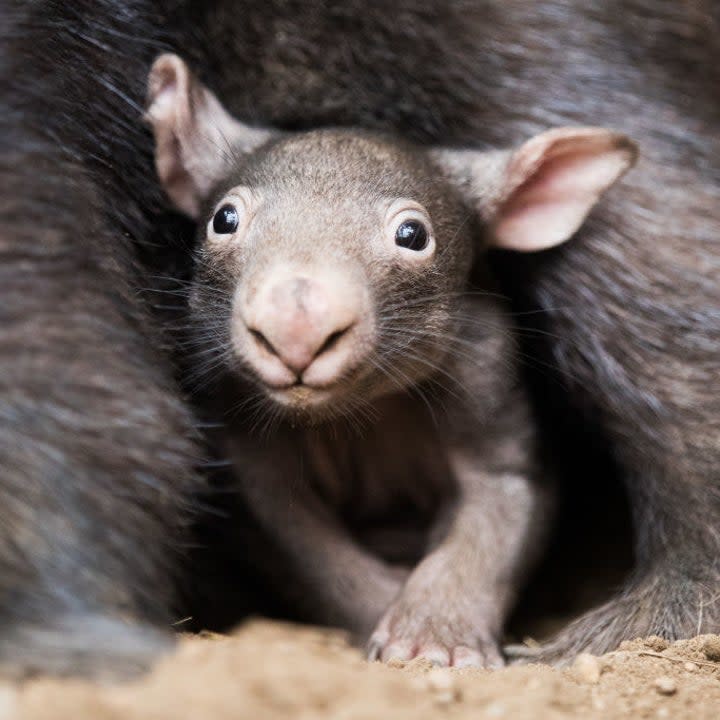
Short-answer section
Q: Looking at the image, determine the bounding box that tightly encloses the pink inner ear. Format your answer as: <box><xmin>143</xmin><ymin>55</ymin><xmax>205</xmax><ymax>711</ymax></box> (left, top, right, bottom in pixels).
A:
<box><xmin>493</xmin><ymin>134</ymin><xmax>634</xmax><ymax>252</ymax></box>
<box><xmin>149</xmin><ymin>79</ymin><xmax>178</xmax><ymax>117</ymax></box>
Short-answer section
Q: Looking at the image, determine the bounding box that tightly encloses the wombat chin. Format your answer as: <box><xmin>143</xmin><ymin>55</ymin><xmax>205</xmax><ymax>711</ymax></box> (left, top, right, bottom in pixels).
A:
<box><xmin>259</xmin><ymin>375</ymin><xmax>387</xmax><ymax>428</ymax></box>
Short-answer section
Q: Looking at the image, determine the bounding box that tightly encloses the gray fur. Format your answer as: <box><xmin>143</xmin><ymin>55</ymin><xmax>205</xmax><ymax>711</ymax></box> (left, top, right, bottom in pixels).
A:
<box><xmin>151</xmin><ymin>61</ymin><xmax>629</xmax><ymax>665</ymax></box>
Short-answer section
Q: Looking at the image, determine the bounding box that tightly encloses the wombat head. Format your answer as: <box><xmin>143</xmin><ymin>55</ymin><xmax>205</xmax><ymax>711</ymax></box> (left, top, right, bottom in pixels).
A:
<box><xmin>146</xmin><ymin>53</ymin><xmax>636</xmax><ymax>423</ymax></box>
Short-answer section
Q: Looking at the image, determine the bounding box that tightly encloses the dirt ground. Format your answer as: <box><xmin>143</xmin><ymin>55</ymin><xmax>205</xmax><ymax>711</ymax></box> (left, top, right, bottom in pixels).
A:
<box><xmin>3</xmin><ymin>621</ymin><xmax>720</xmax><ymax>720</ymax></box>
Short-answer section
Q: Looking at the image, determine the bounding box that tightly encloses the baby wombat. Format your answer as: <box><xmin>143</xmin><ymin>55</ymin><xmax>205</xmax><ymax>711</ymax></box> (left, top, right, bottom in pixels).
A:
<box><xmin>146</xmin><ymin>54</ymin><xmax>636</xmax><ymax>667</ymax></box>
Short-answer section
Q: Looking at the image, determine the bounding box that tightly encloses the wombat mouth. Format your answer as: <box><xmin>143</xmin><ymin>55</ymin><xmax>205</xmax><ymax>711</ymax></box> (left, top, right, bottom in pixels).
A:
<box><xmin>260</xmin><ymin>370</ymin><xmax>375</xmax><ymax>425</ymax></box>
<box><xmin>266</xmin><ymin>382</ymin><xmax>340</xmax><ymax>412</ymax></box>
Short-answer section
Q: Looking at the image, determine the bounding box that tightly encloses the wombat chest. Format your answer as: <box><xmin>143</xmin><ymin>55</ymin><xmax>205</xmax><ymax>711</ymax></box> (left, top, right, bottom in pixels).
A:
<box><xmin>300</xmin><ymin>394</ymin><xmax>455</xmax><ymax>563</ymax></box>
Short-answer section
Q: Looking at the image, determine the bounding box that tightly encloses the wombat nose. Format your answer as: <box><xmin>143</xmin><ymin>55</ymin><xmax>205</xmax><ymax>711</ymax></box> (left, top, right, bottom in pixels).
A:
<box><xmin>242</xmin><ymin>269</ymin><xmax>363</xmax><ymax>384</ymax></box>
<box><xmin>248</xmin><ymin>322</ymin><xmax>354</xmax><ymax>375</ymax></box>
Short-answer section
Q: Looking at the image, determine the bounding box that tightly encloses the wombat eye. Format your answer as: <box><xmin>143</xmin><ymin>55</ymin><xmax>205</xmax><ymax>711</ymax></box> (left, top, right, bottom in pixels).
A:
<box><xmin>212</xmin><ymin>204</ymin><xmax>239</xmax><ymax>234</ymax></box>
<box><xmin>395</xmin><ymin>220</ymin><xmax>428</xmax><ymax>251</ymax></box>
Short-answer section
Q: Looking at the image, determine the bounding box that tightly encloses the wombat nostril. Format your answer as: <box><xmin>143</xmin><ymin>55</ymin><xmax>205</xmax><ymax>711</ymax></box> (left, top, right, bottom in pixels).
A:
<box><xmin>249</xmin><ymin>328</ymin><xmax>278</xmax><ymax>357</ymax></box>
<box><xmin>316</xmin><ymin>324</ymin><xmax>353</xmax><ymax>358</ymax></box>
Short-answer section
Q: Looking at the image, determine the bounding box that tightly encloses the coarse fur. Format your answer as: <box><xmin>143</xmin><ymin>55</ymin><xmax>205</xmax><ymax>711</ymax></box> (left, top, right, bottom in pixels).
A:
<box><xmin>0</xmin><ymin>0</ymin><xmax>207</xmax><ymax>678</ymax></box>
<box><xmin>1</xmin><ymin>0</ymin><xmax>718</xmax><ymax>675</ymax></box>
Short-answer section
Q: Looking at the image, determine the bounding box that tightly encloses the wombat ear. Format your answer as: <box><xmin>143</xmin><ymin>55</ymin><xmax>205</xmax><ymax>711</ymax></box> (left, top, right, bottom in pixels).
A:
<box><xmin>145</xmin><ymin>54</ymin><xmax>275</xmax><ymax>218</ymax></box>
<box><xmin>433</xmin><ymin>127</ymin><xmax>638</xmax><ymax>252</ymax></box>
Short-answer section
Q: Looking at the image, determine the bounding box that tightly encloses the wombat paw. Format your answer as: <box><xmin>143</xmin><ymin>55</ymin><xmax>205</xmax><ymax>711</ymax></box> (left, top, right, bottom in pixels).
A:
<box><xmin>366</xmin><ymin>602</ymin><xmax>503</xmax><ymax>668</ymax></box>
<box><xmin>0</xmin><ymin>613</ymin><xmax>175</xmax><ymax>681</ymax></box>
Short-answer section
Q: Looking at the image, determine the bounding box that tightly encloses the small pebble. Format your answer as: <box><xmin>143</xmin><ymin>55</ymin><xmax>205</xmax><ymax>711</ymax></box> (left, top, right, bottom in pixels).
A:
<box><xmin>426</xmin><ymin>668</ymin><xmax>455</xmax><ymax>692</ymax></box>
<box><xmin>684</xmin><ymin>662</ymin><xmax>697</xmax><ymax>672</ymax></box>
<box><xmin>702</xmin><ymin>636</ymin><xmax>720</xmax><ymax>662</ymax></box>
<box><xmin>485</xmin><ymin>701</ymin><xmax>507</xmax><ymax>717</ymax></box>
<box><xmin>653</xmin><ymin>676</ymin><xmax>677</xmax><ymax>696</ymax></box>
<box><xmin>426</xmin><ymin>668</ymin><xmax>461</xmax><ymax>704</ymax></box>
<box><xmin>434</xmin><ymin>690</ymin><xmax>457</xmax><ymax>706</ymax></box>
<box><xmin>572</xmin><ymin>653</ymin><xmax>601</xmax><ymax>684</ymax></box>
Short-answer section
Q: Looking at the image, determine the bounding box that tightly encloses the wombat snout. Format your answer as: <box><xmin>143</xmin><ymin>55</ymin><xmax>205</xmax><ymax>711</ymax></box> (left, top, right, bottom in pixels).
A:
<box><xmin>237</xmin><ymin>265</ymin><xmax>371</xmax><ymax>391</ymax></box>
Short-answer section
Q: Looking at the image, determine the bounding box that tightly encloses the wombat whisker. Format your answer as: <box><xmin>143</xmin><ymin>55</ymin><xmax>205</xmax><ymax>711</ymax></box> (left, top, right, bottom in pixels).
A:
<box><xmin>379</xmin><ymin>287</ymin><xmax>509</xmax><ymax>315</ymax></box>
<box><xmin>173</xmin><ymin>334</ymin><xmax>229</xmax><ymax>350</ymax></box>
<box><xmin>385</xmin><ymin>319</ymin><xmax>580</xmax><ymax>383</ymax></box>
<box><xmin>383</xmin><ymin>327</ymin><xmax>538</xmax><ymax>388</ymax></box>
<box><xmin>138</xmin><ymin>285</ymin><xmax>192</xmax><ymax>297</ymax></box>
<box><xmin>191</xmin><ymin>338</ymin><xmax>233</xmax><ymax>354</ymax></box>
<box><xmin>184</xmin><ymin>348</ymin><xmax>238</xmax><ymax>394</ymax></box>
<box><xmin>223</xmin><ymin>391</ymin><xmax>264</xmax><ymax>420</ymax></box>
<box><xmin>385</xmin><ymin>343</ymin><xmax>492</xmax><ymax>405</ymax></box>
<box><xmin>382</xmin><ymin>327</ymin><xmax>497</xmax><ymax>368</ymax></box>
<box><xmin>146</xmin><ymin>274</ymin><xmax>195</xmax><ymax>286</ymax></box>
<box><xmin>147</xmin><ymin>303</ymin><xmax>187</xmax><ymax>312</ymax></box>
<box><xmin>445</xmin><ymin>313</ymin><xmax>574</xmax><ymax>344</ymax></box>
<box><xmin>338</xmin><ymin>395</ymin><xmax>377</xmax><ymax>436</ymax></box>
<box><xmin>372</xmin><ymin>351</ymin><xmax>441</xmax><ymax>424</ymax></box>
<box><xmin>391</xmin><ymin>349</ymin><xmax>466</xmax><ymax>405</ymax></box>
<box><xmin>226</xmin><ymin>391</ymin><xmax>272</xmax><ymax>431</ymax></box>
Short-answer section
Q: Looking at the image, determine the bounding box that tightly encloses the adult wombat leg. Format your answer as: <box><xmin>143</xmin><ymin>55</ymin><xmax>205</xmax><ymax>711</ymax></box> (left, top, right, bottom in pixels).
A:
<box><xmin>507</xmin><ymin>448</ymin><xmax>720</xmax><ymax>663</ymax></box>
<box><xmin>509</xmin><ymin>269</ymin><xmax>720</xmax><ymax>661</ymax></box>
<box><xmin>0</xmin><ymin>163</ymin><xmax>202</xmax><ymax>680</ymax></box>
<box><xmin>509</xmin><ymin>521</ymin><xmax>720</xmax><ymax>666</ymax></box>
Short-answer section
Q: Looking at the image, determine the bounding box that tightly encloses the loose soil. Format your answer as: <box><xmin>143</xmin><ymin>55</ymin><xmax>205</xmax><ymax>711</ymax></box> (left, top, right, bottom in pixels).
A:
<box><xmin>4</xmin><ymin>621</ymin><xmax>720</xmax><ymax>719</ymax></box>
